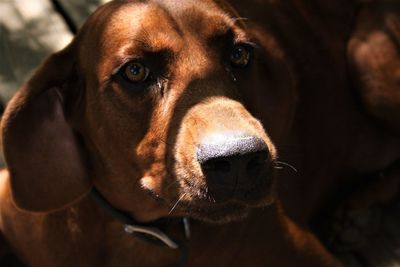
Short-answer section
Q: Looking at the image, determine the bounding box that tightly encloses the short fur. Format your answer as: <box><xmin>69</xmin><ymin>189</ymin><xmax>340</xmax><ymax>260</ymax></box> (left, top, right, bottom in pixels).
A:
<box><xmin>0</xmin><ymin>0</ymin><xmax>399</xmax><ymax>266</ymax></box>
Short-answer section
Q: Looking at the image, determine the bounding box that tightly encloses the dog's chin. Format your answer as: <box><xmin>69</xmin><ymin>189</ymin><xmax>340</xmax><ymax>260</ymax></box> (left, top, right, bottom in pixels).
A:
<box><xmin>178</xmin><ymin>197</ymin><xmax>274</xmax><ymax>224</ymax></box>
<box><xmin>185</xmin><ymin>202</ymin><xmax>250</xmax><ymax>224</ymax></box>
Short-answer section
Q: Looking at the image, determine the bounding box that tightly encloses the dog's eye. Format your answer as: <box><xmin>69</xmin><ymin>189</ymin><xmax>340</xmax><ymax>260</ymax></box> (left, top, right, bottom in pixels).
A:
<box><xmin>230</xmin><ymin>44</ymin><xmax>252</xmax><ymax>68</ymax></box>
<box><xmin>121</xmin><ymin>61</ymin><xmax>150</xmax><ymax>83</ymax></box>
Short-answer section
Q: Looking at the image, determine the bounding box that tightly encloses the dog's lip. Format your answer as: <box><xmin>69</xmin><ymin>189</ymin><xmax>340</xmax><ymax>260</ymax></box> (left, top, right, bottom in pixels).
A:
<box><xmin>163</xmin><ymin>164</ymin><xmax>276</xmax><ymax>213</ymax></box>
<box><xmin>139</xmin><ymin>161</ymin><xmax>276</xmax><ymax>220</ymax></box>
<box><xmin>207</xmin><ymin>171</ymin><xmax>275</xmax><ymax>202</ymax></box>
<box><xmin>140</xmin><ymin>181</ymin><xmax>273</xmax><ymax>223</ymax></box>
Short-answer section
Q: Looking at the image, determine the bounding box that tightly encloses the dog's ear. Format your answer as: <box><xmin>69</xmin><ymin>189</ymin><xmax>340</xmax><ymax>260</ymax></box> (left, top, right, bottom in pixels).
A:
<box><xmin>348</xmin><ymin>1</ymin><xmax>400</xmax><ymax>132</ymax></box>
<box><xmin>1</xmin><ymin>43</ymin><xmax>91</xmax><ymax>212</ymax></box>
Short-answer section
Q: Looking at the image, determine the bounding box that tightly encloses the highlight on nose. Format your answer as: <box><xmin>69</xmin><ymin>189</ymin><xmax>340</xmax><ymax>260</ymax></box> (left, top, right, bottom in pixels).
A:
<box><xmin>197</xmin><ymin>134</ymin><xmax>271</xmax><ymax>201</ymax></box>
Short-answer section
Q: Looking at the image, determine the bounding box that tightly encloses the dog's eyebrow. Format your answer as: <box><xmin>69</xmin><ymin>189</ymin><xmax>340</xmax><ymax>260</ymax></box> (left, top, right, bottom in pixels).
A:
<box><xmin>131</xmin><ymin>38</ymin><xmax>154</xmax><ymax>51</ymax></box>
<box><xmin>203</xmin><ymin>15</ymin><xmax>253</xmax><ymax>44</ymax></box>
<box><xmin>231</xmin><ymin>17</ymin><xmax>249</xmax><ymax>29</ymax></box>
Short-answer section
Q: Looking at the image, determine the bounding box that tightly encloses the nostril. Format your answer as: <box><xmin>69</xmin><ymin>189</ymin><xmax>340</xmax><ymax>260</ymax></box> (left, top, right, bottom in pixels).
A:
<box><xmin>203</xmin><ymin>159</ymin><xmax>231</xmax><ymax>173</ymax></box>
<box><xmin>246</xmin><ymin>152</ymin><xmax>268</xmax><ymax>176</ymax></box>
<box><xmin>197</xmin><ymin>134</ymin><xmax>270</xmax><ymax>180</ymax></box>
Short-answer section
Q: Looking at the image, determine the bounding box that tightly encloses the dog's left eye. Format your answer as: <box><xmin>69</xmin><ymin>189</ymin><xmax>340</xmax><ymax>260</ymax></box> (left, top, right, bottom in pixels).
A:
<box><xmin>230</xmin><ymin>44</ymin><xmax>252</xmax><ymax>68</ymax></box>
<box><xmin>121</xmin><ymin>61</ymin><xmax>150</xmax><ymax>83</ymax></box>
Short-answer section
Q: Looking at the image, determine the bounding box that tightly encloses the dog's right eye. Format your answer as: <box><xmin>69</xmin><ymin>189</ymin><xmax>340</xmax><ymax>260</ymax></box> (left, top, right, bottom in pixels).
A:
<box><xmin>121</xmin><ymin>61</ymin><xmax>150</xmax><ymax>83</ymax></box>
<box><xmin>230</xmin><ymin>44</ymin><xmax>253</xmax><ymax>68</ymax></box>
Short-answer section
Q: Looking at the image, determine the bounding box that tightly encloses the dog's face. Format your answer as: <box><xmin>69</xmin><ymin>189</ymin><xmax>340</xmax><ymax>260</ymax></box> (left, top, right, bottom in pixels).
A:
<box><xmin>2</xmin><ymin>0</ymin><xmax>296</xmax><ymax>223</ymax></box>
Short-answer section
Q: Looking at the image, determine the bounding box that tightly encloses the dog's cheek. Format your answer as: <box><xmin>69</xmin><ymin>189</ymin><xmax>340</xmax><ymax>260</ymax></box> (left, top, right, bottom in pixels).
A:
<box><xmin>134</xmin><ymin>113</ymin><xmax>184</xmax><ymax>201</ymax></box>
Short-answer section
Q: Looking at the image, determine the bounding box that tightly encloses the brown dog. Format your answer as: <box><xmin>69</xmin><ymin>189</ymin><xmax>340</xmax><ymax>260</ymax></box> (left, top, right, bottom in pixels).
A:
<box><xmin>1</xmin><ymin>0</ymin><xmax>399</xmax><ymax>266</ymax></box>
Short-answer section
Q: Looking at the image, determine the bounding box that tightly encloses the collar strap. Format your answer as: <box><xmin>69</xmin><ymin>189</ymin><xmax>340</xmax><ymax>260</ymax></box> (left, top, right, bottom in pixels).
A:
<box><xmin>91</xmin><ymin>188</ymin><xmax>190</xmax><ymax>249</ymax></box>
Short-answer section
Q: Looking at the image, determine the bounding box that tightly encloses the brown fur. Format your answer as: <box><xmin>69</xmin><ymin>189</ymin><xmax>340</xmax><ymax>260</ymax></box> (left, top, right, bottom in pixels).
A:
<box><xmin>0</xmin><ymin>0</ymin><xmax>399</xmax><ymax>266</ymax></box>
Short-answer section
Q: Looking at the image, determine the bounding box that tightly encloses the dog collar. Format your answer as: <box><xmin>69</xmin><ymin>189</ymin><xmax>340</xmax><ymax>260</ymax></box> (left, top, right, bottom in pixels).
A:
<box><xmin>90</xmin><ymin>188</ymin><xmax>190</xmax><ymax>249</ymax></box>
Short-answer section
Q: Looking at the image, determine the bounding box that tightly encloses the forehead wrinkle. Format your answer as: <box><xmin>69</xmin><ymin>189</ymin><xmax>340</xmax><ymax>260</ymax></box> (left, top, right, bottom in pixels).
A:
<box><xmin>98</xmin><ymin>1</ymin><xmax>237</xmax><ymax>57</ymax></box>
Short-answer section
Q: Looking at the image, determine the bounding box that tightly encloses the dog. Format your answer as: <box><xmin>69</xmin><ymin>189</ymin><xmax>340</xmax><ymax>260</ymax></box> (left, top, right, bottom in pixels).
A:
<box><xmin>1</xmin><ymin>0</ymin><xmax>399</xmax><ymax>266</ymax></box>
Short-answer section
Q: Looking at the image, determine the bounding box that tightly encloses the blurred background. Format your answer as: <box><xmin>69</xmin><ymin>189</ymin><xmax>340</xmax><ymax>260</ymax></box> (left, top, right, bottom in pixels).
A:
<box><xmin>0</xmin><ymin>0</ymin><xmax>111</xmax><ymax>104</ymax></box>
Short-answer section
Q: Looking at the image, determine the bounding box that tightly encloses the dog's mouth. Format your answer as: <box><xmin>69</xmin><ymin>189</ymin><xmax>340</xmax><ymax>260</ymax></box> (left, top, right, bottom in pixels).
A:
<box><xmin>140</xmin><ymin>163</ymin><xmax>275</xmax><ymax>223</ymax></box>
<box><xmin>174</xmin><ymin>185</ymin><xmax>275</xmax><ymax>224</ymax></box>
<box><xmin>166</xmin><ymin>163</ymin><xmax>276</xmax><ymax>223</ymax></box>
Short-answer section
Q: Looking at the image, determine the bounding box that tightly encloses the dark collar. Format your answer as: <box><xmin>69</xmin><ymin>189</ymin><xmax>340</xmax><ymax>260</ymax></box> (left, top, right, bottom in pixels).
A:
<box><xmin>90</xmin><ymin>187</ymin><xmax>190</xmax><ymax>249</ymax></box>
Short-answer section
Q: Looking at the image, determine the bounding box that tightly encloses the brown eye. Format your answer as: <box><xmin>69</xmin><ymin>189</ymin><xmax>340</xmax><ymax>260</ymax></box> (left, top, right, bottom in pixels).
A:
<box><xmin>230</xmin><ymin>44</ymin><xmax>252</xmax><ymax>67</ymax></box>
<box><xmin>122</xmin><ymin>61</ymin><xmax>150</xmax><ymax>83</ymax></box>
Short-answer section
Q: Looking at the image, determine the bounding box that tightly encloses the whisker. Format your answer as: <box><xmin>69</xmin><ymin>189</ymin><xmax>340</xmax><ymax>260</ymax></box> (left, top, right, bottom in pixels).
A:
<box><xmin>276</xmin><ymin>161</ymin><xmax>298</xmax><ymax>173</ymax></box>
<box><xmin>208</xmin><ymin>195</ymin><xmax>216</xmax><ymax>203</ymax></box>
<box><xmin>233</xmin><ymin>17</ymin><xmax>248</xmax><ymax>22</ymax></box>
<box><xmin>168</xmin><ymin>193</ymin><xmax>186</xmax><ymax>215</ymax></box>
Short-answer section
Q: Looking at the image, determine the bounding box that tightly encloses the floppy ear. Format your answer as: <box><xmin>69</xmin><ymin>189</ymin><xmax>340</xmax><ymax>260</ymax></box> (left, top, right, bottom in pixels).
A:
<box><xmin>348</xmin><ymin>1</ymin><xmax>400</xmax><ymax>132</ymax></box>
<box><xmin>1</xmin><ymin>43</ymin><xmax>91</xmax><ymax>212</ymax></box>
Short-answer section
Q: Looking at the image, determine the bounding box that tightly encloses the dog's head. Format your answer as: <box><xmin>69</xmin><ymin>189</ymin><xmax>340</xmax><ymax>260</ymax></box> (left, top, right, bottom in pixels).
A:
<box><xmin>1</xmin><ymin>0</ymin><xmax>296</xmax><ymax>223</ymax></box>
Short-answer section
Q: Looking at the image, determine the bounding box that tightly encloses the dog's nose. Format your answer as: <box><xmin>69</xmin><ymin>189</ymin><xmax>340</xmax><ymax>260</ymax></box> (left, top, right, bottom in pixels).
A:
<box><xmin>197</xmin><ymin>135</ymin><xmax>270</xmax><ymax>201</ymax></box>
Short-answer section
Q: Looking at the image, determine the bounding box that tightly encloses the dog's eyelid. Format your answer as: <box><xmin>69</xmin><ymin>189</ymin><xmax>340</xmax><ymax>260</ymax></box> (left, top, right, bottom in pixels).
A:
<box><xmin>234</xmin><ymin>40</ymin><xmax>258</xmax><ymax>50</ymax></box>
<box><xmin>246</xmin><ymin>41</ymin><xmax>259</xmax><ymax>49</ymax></box>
